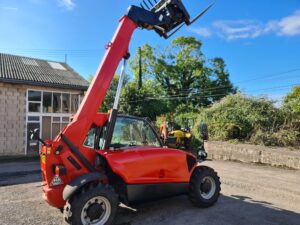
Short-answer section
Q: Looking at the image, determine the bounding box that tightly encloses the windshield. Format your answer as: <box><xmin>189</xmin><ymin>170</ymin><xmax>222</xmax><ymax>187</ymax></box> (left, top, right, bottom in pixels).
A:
<box><xmin>110</xmin><ymin>117</ymin><xmax>161</xmax><ymax>148</ymax></box>
<box><xmin>83</xmin><ymin>116</ymin><xmax>161</xmax><ymax>150</ymax></box>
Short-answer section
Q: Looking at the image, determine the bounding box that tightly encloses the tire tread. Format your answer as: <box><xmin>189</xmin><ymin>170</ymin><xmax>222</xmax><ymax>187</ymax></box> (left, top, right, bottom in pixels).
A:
<box><xmin>63</xmin><ymin>182</ymin><xmax>118</xmax><ymax>225</ymax></box>
<box><xmin>189</xmin><ymin>166</ymin><xmax>221</xmax><ymax>208</ymax></box>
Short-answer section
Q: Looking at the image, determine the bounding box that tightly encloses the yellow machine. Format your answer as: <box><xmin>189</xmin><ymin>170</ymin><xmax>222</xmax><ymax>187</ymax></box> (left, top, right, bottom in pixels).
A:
<box><xmin>160</xmin><ymin>121</ymin><xmax>193</xmax><ymax>150</ymax></box>
<box><xmin>168</xmin><ymin>129</ymin><xmax>192</xmax><ymax>149</ymax></box>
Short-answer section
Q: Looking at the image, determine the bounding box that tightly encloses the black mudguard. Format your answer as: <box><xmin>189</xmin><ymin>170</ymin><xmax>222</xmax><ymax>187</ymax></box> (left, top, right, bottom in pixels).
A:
<box><xmin>62</xmin><ymin>172</ymin><xmax>107</xmax><ymax>201</ymax></box>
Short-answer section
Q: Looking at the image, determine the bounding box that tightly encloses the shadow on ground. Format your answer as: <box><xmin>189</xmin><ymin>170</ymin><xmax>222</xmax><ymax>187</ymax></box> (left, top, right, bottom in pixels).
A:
<box><xmin>115</xmin><ymin>194</ymin><xmax>300</xmax><ymax>225</ymax></box>
<box><xmin>0</xmin><ymin>180</ymin><xmax>299</xmax><ymax>225</ymax></box>
<box><xmin>0</xmin><ymin>171</ymin><xmax>41</xmax><ymax>186</ymax></box>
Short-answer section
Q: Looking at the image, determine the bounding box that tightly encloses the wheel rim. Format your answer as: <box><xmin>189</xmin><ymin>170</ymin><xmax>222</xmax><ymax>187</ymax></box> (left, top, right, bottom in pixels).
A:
<box><xmin>200</xmin><ymin>176</ymin><xmax>216</xmax><ymax>200</ymax></box>
<box><xmin>81</xmin><ymin>196</ymin><xmax>111</xmax><ymax>225</ymax></box>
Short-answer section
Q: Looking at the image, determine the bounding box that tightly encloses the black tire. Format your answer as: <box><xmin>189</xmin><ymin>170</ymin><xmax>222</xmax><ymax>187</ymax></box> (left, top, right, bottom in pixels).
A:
<box><xmin>189</xmin><ymin>166</ymin><xmax>221</xmax><ymax>208</ymax></box>
<box><xmin>64</xmin><ymin>183</ymin><xmax>118</xmax><ymax>225</ymax></box>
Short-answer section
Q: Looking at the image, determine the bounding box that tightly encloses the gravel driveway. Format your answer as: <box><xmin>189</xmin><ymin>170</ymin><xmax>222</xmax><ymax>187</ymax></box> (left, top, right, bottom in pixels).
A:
<box><xmin>0</xmin><ymin>160</ymin><xmax>299</xmax><ymax>225</ymax></box>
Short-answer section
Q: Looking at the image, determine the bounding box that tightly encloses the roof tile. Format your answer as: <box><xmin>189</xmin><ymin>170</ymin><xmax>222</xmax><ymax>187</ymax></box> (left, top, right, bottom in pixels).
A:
<box><xmin>0</xmin><ymin>53</ymin><xmax>89</xmax><ymax>90</ymax></box>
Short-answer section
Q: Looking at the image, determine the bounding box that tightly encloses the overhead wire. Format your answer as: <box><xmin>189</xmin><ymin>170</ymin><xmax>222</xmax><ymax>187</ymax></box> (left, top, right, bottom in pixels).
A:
<box><xmin>119</xmin><ymin>83</ymin><xmax>298</xmax><ymax>104</ymax></box>
<box><xmin>1</xmin><ymin>47</ymin><xmax>300</xmax><ymax>100</ymax></box>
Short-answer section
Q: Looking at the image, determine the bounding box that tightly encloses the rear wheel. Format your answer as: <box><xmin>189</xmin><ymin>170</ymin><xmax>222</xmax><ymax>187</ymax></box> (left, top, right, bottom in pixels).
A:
<box><xmin>64</xmin><ymin>183</ymin><xmax>118</xmax><ymax>225</ymax></box>
<box><xmin>189</xmin><ymin>166</ymin><xmax>221</xmax><ymax>208</ymax></box>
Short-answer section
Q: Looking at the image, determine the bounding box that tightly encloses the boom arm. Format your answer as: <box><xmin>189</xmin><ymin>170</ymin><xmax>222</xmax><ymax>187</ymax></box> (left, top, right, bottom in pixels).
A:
<box><xmin>56</xmin><ymin>0</ymin><xmax>213</xmax><ymax>149</ymax></box>
<box><xmin>57</xmin><ymin>17</ymin><xmax>137</xmax><ymax>147</ymax></box>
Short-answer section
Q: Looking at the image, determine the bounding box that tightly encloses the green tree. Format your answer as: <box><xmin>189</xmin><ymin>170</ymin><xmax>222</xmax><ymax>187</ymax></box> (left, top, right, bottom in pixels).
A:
<box><xmin>284</xmin><ymin>86</ymin><xmax>300</xmax><ymax>115</ymax></box>
<box><xmin>283</xmin><ymin>86</ymin><xmax>300</xmax><ymax>128</ymax></box>
<box><xmin>129</xmin><ymin>44</ymin><xmax>156</xmax><ymax>82</ymax></box>
<box><xmin>88</xmin><ymin>74</ymin><xmax>129</xmax><ymax>113</ymax></box>
<box><xmin>87</xmin><ymin>75</ymin><xmax>94</xmax><ymax>83</ymax></box>
<box><xmin>130</xmin><ymin>36</ymin><xmax>236</xmax><ymax>109</ymax></box>
<box><xmin>120</xmin><ymin>80</ymin><xmax>169</xmax><ymax>120</ymax></box>
<box><xmin>207</xmin><ymin>57</ymin><xmax>236</xmax><ymax>102</ymax></box>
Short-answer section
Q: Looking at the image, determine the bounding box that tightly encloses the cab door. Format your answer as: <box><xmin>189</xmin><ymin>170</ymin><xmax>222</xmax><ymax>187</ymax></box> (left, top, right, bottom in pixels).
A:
<box><xmin>105</xmin><ymin>116</ymin><xmax>162</xmax><ymax>184</ymax></box>
<box><xmin>138</xmin><ymin>147</ymin><xmax>190</xmax><ymax>183</ymax></box>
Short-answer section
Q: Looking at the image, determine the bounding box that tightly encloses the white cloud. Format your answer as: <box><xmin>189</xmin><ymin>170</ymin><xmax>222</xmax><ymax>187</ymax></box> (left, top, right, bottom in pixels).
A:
<box><xmin>58</xmin><ymin>0</ymin><xmax>75</xmax><ymax>10</ymax></box>
<box><xmin>189</xmin><ymin>9</ymin><xmax>300</xmax><ymax>40</ymax></box>
<box><xmin>277</xmin><ymin>10</ymin><xmax>300</xmax><ymax>36</ymax></box>
<box><xmin>188</xmin><ymin>27</ymin><xmax>212</xmax><ymax>38</ymax></box>
<box><xmin>213</xmin><ymin>20</ymin><xmax>264</xmax><ymax>40</ymax></box>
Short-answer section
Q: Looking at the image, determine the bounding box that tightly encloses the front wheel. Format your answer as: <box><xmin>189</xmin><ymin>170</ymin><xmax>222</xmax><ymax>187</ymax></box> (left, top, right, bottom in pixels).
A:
<box><xmin>64</xmin><ymin>183</ymin><xmax>118</xmax><ymax>225</ymax></box>
<box><xmin>189</xmin><ymin>166</ymin><xmax>221</xmax><ymax>208</ymax></box>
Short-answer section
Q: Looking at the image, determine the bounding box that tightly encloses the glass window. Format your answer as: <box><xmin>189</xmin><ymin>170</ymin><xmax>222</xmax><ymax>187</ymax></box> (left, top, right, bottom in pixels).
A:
<box><xmin>62</xmin><ymin>117</ymin><xmax>70</xmax><ymax>122</ymax></box>
<box><xmin>53</xmin><ymin>117</ymin><xmax>61</xmax><ymax>122</ymax></box>
<box><xmin>143</xmin><ymin>123</ymin><xmax>161</xmax><ymax>146</ymax></box>
<box><xmin>27</xmin><ymin>122</ymin><xmax>40</xmax><ymax>154</ymax></box>
<box><xmin>62</xmin><ymin>93</ymin><xmax>70</xmax><ymax>113</ymax></box>
<box><xmin>84</xmin><ymin>126</ymin><xmax>107</xmax><ymax>149</ymax></box>
<box><xmin>99</xmin><ymin>126</ymin><xmax>107</xmax><ymax>150</ymax></box>
<box><xmin>28</xmin><ymin>91</ymin><xmax>41</xmax><ymax>101</ymax></box>
<box><xmin>61</xmin><ymin>123</ymin><xmax>68</xmax><ymax>130</ymax></box>
<box><xmin>71</xmin><ymin>94</ymin><xmax>79</xmax><ymax>113</ymax></box>
<box><xmin>53</xmin><ymin>93</ymin><xmax>62</xmax><ymax>113</ymax></box>
<box><xmin>29</xmin><ymin>102</ymin><xmax>41</xmax><ymax>112</ymax></box>
<box><xmin>42</xmin><ymin>116</ymin><xmax>51</xmax><ymax>140</ymax></box>
<box><xmin>84</xmin><ymin>128</ymin><xmax>96</xmax><ymax>148</ymax></box>
<box><xmin>28</xmin><ymin>116</ymin><xmax>40</xmax><ymax>121</ymax></box>
<box><xmin>52</xmin><ymin>123</ymin><xmax>61</xmax><ymax>139</ymax></box>
<box><xmin>110</xmin><ymin>117</ymin><xmax>160</xmax><ymax>148</ymax></box>
<box><xmin>79</xmin><ymin>95</ymin><xmax>84</xmax><ymax>104</ymax></box>
<box><xmin>43</xmin><ymin>92</ymin><xmax>52</xmax><ymax>113</ymax></box>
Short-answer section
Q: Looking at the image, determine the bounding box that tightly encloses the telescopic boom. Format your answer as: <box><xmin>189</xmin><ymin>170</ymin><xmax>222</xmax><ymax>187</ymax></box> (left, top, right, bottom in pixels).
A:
<box><xmin>58</xmin><ymin>0</ymin><xmax>213</xmax><ymax>151</ymax></box>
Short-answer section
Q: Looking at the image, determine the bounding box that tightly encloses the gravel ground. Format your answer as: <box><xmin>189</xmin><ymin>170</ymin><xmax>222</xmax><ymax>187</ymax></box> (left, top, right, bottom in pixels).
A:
<box><xmin>0</xmin><ymin>160</ymin><xmax>299</xmax><ymax>225</ymax></box>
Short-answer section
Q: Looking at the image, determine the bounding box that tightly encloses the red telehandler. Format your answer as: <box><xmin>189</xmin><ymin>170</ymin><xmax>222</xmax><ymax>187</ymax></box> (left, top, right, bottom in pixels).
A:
<box><xmin>30</xmin><ymin>1</ymin><xmax>220</xmax><ymax>224</ymax></box>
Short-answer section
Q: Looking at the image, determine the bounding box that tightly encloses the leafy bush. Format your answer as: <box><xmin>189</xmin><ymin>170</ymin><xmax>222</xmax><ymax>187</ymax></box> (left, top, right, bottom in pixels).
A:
<box><xmin>173</xmin><ymin>104</ymin><xmax>199</xmax><ymax>129</ymax></box>
<box><xmin>193</xmin><ymin>94</ymin><xmax>286</xmax><ymax>144</ymax></box>
<box><xmin>250</xmin><ymin>129</ymin><xmax>300</xmax><ymax>147</ymax></box>
<box><xmin>283</xmin><ymin>86</ymin><xmax>300</xmax><ymax>116</ymax></box>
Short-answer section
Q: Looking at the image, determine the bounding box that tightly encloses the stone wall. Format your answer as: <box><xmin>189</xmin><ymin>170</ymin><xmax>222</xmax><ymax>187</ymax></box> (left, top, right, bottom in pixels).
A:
<box><xmin>205</xmin><ymin>141</ymin><xmax>300</xmax><ymax>170</ymax></box>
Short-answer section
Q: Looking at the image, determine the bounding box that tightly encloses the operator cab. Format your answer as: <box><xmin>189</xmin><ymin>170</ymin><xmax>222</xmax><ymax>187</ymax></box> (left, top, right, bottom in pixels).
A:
<box><xmin>84</xmin><ymin>115</ymin><xmax>162</xmax><ymax>151</ymax></box>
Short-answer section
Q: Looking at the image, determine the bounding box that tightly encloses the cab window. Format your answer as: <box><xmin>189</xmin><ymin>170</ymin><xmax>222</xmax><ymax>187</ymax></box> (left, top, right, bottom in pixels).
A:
<box><xmin>111</xmin><ymin>117</ymin><xmax>161</xmax><ymax>148</ymax></box>
<box><xmin>83</xmin><ymin>128</ymin><xmax>96</xmax><ymax>148</ymax></box>
<box><xmin>84</xmin><ymin>125</ymin><xmax>107</xmax><ymax>149</ymax></box>
<box><xmin>83</xmin><ymin>117</ymin><xmax>161</xmax><ymax>149</ymax></box>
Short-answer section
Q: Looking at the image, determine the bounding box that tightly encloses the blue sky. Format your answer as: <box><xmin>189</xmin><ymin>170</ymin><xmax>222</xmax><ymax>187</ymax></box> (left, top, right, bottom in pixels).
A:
<box><xmin>0</xmin><ymin>0</ymin><xmax>300</xmax><ymax>103</ymax></box>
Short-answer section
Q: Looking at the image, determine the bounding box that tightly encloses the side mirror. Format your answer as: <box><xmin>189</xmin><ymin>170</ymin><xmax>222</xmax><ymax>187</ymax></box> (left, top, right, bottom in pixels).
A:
<box><xmin>29</xmin><ymin>128</ymin><xmax>40</xmax><ymax>141</ymax></box>
<box><xmin>200</xmin><ymin>123</ymin><xmax>209</xmax><ymax>141</ymax></box>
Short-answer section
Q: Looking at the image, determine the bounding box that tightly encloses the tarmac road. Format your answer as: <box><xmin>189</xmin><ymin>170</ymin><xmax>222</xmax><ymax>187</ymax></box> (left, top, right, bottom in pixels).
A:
<box><xmin>0</xmin><ymin>160</ymin><xmax>299</xmax><ymax>225</ymax></box>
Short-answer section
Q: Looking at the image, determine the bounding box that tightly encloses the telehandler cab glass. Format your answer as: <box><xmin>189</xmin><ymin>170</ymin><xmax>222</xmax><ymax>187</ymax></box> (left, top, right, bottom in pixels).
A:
<box><xmin>83</xmin><ymin>116</ymin><xmax>161</xmax><ymax>150</ymax></box>
<box><xmin>110</xmin><ymin>117</ymin><xmax>161</xmax><ymax>148</ymax></box>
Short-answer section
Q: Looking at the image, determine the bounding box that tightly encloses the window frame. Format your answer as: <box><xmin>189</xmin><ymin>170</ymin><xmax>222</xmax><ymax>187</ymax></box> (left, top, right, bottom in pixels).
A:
<box><xmin>25</xmin><ymin>89</ymin><xmax>84</xmax><ymax>155</ymax></box>
<box><xmin>83</xmin><ymin>115</ymin><xmax>162</xmax><ymax>150</ymax></box>
<box><xmin>27</xmin><ymin>89</ymin><xmax>82</xmax><ymax>114</ymax></box>
<box><xmin>28</xmin><ymin>90</ymin><xmax>42</xmax><ymax>113</ymax></box>
<box><xmin>109</xmin><ymin>115</ymin><xmax>163</xmax><ymax>149</ymax></box>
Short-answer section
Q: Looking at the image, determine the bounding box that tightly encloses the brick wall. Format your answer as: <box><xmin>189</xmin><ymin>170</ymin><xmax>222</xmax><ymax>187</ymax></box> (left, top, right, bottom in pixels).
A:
<box><xmin>0</xmin><ymin>82</ymin><xmax>85</xmax><ymax>157</ymax></box>
<box><xmin>0</xmin><ymin>82</ymin><xmax>26</xmax><ymax>156</ymax></box>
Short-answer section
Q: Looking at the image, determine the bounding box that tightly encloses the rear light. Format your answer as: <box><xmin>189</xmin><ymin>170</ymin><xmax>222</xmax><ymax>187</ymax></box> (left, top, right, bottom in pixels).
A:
<box><xmin>54</xmin><ymin>165</ymin><xmax>67</xmax><ymax>176</ymax></box>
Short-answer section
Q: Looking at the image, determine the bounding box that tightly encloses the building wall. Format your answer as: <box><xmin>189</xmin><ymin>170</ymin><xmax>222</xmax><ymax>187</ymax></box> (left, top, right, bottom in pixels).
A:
<box><xmin>0</xmin><ymin>82</ymin><xmax>26</xmax><ymax>156</ymax></box>
<box><xmin>0</xmin><ymin>82</ymin><xmax>85</xmax><ymax>157</ymax></box>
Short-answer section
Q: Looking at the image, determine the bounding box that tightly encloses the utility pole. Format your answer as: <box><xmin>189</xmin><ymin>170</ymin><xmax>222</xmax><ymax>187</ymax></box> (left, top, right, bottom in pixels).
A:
<box><xmin>65</xmin><ymin>54</ymin><xmax>68</xmax><ymax>64</ymax></box>
<box><xmin>138</xmin><ymin>47</ymin><xmax>142</xmax><ymax>89</ymax></box>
